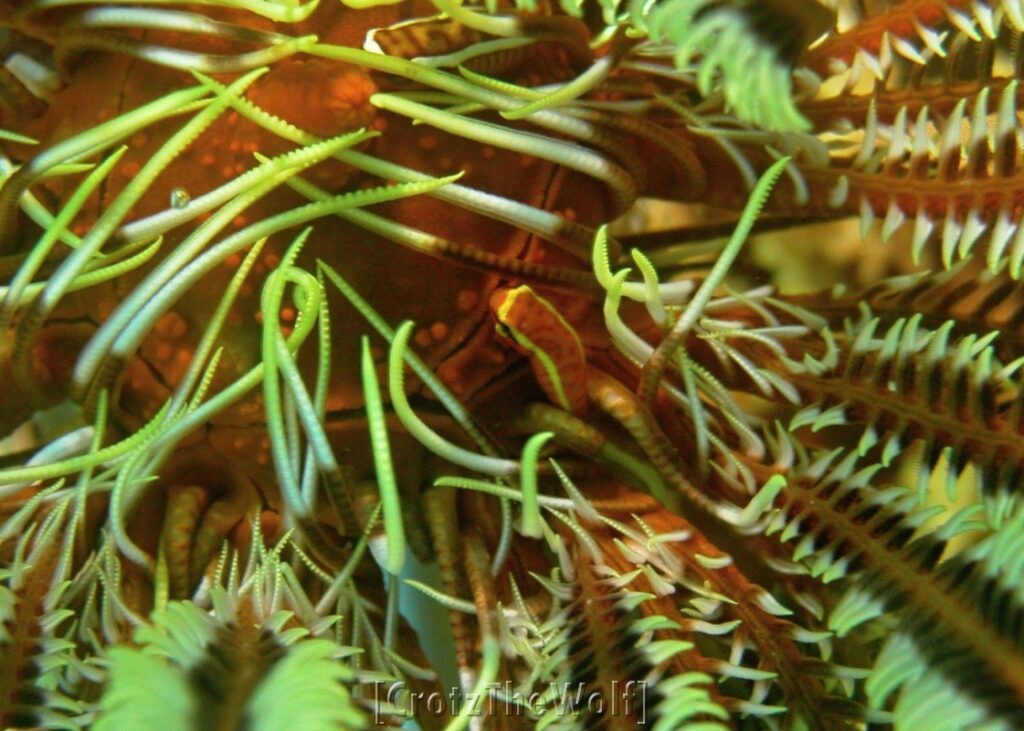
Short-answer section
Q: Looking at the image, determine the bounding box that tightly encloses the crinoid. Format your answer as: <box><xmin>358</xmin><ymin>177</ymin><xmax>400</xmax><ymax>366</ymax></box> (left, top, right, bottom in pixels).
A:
<box><xmin>2</xmin><ymin>0</ymin><xmax>1024</xmax><ymax>729</ymax></box>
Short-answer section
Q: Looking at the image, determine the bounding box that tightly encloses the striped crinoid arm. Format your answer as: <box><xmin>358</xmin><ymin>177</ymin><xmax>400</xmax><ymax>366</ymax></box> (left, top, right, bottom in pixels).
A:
<box><xmin>800</xmin><ymin>1</ymin><xmax>1024</xmax><ymax>129</ymax></box>
<box><xmin>596</xmin><ymin>508</ymin><xmax>886</xmax><ymax>728</ymax></box>
<box><xmin>801</xmin><ymin>0</ymin><xmax>1024</xmax><ymax>85</ymax></box>
<box><xmin>0</xmin><ymin>507</ymin><xmax>84</xmax><ymax>729</ymax></box>
<box><xmin>785</xmin><ymin>260</ymin><xmax>1024</xmax><ymax>360</ymax></box>
<box><xmin>743</xmin><ymin>444</ymin><xmax>1024</xmax><ymax>728</ymax></box>
<box><xmin>724</xmin><ymin>303</ymin><xmax>1024</xmax><ymax>514</ymax></box>
<box><xmin>438</xmin><ymin>455</ymin><xmax>883</xmax><ymax>728</ymax></box>
<box><xmin>737</xmin><ymin>77</ymin><xmax>1024</xmax><ymax>276</ymax></box>
<box><xmin>552</xmin><ymin>546</ymin><xmax>730</xmax><ymax>729</ymax></box>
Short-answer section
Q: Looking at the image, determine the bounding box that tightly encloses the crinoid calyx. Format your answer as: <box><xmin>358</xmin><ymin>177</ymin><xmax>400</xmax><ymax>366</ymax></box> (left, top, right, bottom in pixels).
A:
<box><xmin>2</xmin><ymin>0</ymin><xmax>1024</xmax><ymax>729</ymax></box>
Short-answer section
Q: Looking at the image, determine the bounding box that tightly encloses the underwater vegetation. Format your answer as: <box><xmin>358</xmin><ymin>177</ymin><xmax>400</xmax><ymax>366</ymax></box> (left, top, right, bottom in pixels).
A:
<box><xmin>3</xmin><ymin>0</ymin><xmax>1024</xmax><ymax>727</ymax></box>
